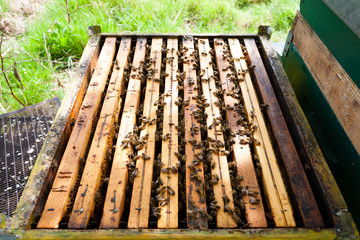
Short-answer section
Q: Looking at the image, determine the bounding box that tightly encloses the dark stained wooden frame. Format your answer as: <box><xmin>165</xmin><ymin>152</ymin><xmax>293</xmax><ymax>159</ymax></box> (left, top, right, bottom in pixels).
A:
<box><xmin>6</xmin><ymin>30</ymin><xmax>358</xmax><ymax>239</ymax></box>
<box><xmin>244</xmin><ymin>38</ymin><xmax>323</xmax><ymax>227</ymax></box>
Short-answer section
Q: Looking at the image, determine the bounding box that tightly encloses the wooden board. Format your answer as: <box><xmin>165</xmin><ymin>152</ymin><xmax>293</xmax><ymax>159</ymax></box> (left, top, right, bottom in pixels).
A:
<box><xmin>9</xmin><ymin>33</ymin><xmax>359</xmax><ymax>239</ymax></box>
<box><xmin>37</xmin><ymin>37</ymin><xmax>117</xmax><ymax>229</ymax></box>
<box><xmin>10</xmin><ymin>34</ymin><xmax>101</xmax><ymax>231</ymax></box>
<box><xmin>12</xmin><ymin>228</ymin><xmax>338</xmax><ymax>240</ymax></box>
<box><xmin>213</xmin><ymin>38</ymin><xmax>267</xmax><ymax>228</ymax></box>
<box><xmin>158</xmin><ymin>38</ymin><xmax>179</xmax><ymax>229</ymax></box>
<box><xmin>228</xmin><ymin>38</ymin><xmax>295</xmax><ymax>227</ymax></box>
<box><xmin>68</xmin><ymin>38</ymin><xmax>132</xmax><ymax>228</ymax></box>
<box><xmin>260</xmin><ymin>35</ymin><xmax>359</xmax><ymax>236</ymax></box>
<box><xmin>244</xmin><ymin>38</ymin><xmax>324</xmax><ymax>227</ymax></box>
<box><xmin>292</xmin><ymin>12</ymin><xmax>360</xmax><ymax>155</ymax></box>
<box><xmin>127</xmin><ymin>38</ymin><xmax>163</xmax><ymax>229</ymax></box>
<box><xmin>197</xmin><ymin>38</ymin><xmax>237</xmax><ymax>228</ymax></box>
<box><xmin>182</xmin><ymin>37</ymin><xmax>208</xmax><ymax>229</ymax></box>
<box><xmin>100</xmin><ymin>38</ymin><xmax>147</xmax><ymax>229</ymax></box>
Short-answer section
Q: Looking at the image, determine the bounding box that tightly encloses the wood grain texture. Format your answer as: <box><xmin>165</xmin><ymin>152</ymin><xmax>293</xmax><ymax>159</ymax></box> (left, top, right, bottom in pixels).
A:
<box><xmin>244</xmin><ymin>38</ymin><xmax>324</xmax><ymax>227</ymax></box>
<box><xmin>68</xmin><ymin>38</ymin><xmax>132</xmax><ymax>229</ymax></box>
<box><xmin>127</xmin><ymin>38</ymin><xmax>163</xmax><ymax>229</ymax></box>
<box><xmin>100</xmin><ymin>38</ymin><xmax>147</xmax><ymax>229</ymax></box>
<box><xmin>198</xmin><ymin>38</ymin><xmax>237</xmax><ymax>228</ymax></box>
<box><xmin>228</xmin><ymin>38</ymin><xmax>295</xmax><ymax>227</ymax></box>
<box><xmin>292</xmin><ymin>12</ymin><xmax>360</xmax><ymax>155</ymax></box>
<box><xmin>213</xmin><ymin>38</ymin><xmax>267</xmax><ymax>228</ymax></box>
<box><xmin>37</xmin><ymin>37</ymin><xmax>117</xmax><ymax>229</ymax></box>
<box><xmin>158</xmin><ymin>38</ymin><xmax>179</xmax><ymax>229</ymax></box>
<box><xmin>11</xmin><ymin>34</ymin><xmax>101</xmax><ymax>230</ymax></box>
<box><xmin>260</xmin><ymin>35</ymin><xmax>358</xmax><ymax>236</ymax></box>
<box><xmin>9</xmin><ymin>32</ymin><xmax>358</xmax><ymax>239</ymax></box>
<box><xmin>183</xmin><ymin>37</ymin><xmax>208</xmax><ymax>229</ymax></box>
<box><xmin>13</xmin><ymin>228</ymin><xmax>338</xmax><ymax>240</ymax></box>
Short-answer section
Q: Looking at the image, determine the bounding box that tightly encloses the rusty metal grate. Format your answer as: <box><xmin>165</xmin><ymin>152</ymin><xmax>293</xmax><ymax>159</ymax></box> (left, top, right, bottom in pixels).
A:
<box><xmin>0</xmin><ymin>97</ymin><xmax>60</xmax><ymax>217</ymax></box>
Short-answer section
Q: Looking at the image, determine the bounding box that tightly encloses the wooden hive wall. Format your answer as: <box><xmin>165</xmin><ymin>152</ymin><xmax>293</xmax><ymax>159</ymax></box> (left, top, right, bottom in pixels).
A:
<box><xmin>30</xmin><ymin>36</ymin><xmax>327</xmax><ymax>230</ymax></box>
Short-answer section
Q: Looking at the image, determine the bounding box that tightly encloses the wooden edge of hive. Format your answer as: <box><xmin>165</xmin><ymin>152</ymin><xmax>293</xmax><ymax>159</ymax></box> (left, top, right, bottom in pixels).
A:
<box><xmin>6</xmin><ymin>32</ymin><xmax>357</xmax><ymax>238</ymax></box>
<box><xmin>258</xmin><ymin>35</ymin><xmax>359</xmax><ymax>237</ymax></box>
<box><xmin>8</xmin><ymin>35</ymin><xmax>101</xmax><ymax>231</ymax></box>
<box><xmin>10</xmin><ymin>228</ymin><xmax>337</xmax><ymax>239</ymax></box>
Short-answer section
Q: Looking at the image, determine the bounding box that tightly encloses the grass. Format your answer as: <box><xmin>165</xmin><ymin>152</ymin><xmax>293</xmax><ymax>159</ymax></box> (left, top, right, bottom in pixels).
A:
<box><xmin>0</xmin><ymin>1</ymin><xmax>9</xmax><ymax>13</ymax></box>
<box><xmin>0</xmin><ymin>0</ymin><xmax>300</xmax><ymax>114</ymax></box>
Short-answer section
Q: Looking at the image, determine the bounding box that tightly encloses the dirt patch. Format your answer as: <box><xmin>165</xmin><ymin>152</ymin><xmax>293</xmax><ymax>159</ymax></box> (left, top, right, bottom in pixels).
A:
<box><xmin>0</xmin><ymin>0</ymin><xmax>46</xmax><ymax>35</ymax></box>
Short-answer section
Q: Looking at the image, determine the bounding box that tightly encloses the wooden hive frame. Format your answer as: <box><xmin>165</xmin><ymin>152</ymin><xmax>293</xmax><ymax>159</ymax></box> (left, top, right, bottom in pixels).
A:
<box><xmin>6</xmin><ymin>28</ymin><xmax>358</xmax><ymax>239</ymax></box>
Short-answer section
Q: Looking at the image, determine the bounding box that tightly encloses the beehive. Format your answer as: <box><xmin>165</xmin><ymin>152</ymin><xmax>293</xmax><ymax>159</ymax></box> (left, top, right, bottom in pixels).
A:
<box><xmin>7</xmin><ymin>29</ymin><xmax>358</xmax><ymax>239</ymax></box>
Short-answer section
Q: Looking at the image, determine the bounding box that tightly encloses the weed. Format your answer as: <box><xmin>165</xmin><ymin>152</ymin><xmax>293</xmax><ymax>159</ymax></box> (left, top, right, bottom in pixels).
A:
<box><xmin>0</xmin><ymin>0</ymin><xmax>300</xmax><ymax>113</ymax></box>
<box><xmin>235</xmin><ymin>0</ymin><xmax>270</xmax><ymax>8</ymax></box>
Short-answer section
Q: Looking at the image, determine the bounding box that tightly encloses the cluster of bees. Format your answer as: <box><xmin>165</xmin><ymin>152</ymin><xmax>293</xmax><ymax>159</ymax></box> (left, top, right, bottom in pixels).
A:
<box><xmin>219</xmin><ymin>41</ymin><xmax>262</xmax><ymax>199</ymax></box>
<box><xmin>61</xmin><ymin>38</ymin><xmax>267</xmax><ymax>229</ymax></box>
<box><xmin>195</xmin><ymin>40</ymin><xmax>243</xmax><ymax>226</ymax></box>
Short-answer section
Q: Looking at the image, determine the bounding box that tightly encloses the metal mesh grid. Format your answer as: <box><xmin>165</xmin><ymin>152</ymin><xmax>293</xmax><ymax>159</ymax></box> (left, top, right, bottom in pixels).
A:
<box><xmin>0</xmin><ymin>97</ymin><xmax>60</xmax><ymax>217</ymax></box>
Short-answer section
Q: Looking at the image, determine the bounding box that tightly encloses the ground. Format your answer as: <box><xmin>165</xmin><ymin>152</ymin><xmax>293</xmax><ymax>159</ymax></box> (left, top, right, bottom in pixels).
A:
<box><xmin>0</xmin><ymin>0</ymin><xmax>299</xmax><ymax>114</ymax></box>
<box><xmin>0</xmin><ymin>0</ymin><xmax>46</xmax><ymax>35</ymax></box>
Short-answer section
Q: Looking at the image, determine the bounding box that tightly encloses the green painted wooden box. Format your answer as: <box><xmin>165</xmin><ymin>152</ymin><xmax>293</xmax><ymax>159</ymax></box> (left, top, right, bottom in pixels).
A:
<box><xmin>282</xmin><ymin>0</ymin><xmax>360</xmax><ymax>228</ymax></box>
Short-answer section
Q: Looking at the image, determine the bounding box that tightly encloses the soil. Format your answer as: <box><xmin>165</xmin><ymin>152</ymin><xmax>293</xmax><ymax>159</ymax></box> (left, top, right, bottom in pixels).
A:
<box><xmin>0</xmin><ymin>0</ymin><xmax>46</xmax><ymax>35</ymax></box>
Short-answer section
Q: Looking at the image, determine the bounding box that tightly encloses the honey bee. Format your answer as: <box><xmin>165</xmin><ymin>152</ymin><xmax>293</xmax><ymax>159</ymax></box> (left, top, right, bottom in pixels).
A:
<box><xmin>167</xmin><ymin>186</ymin><xmax>176</xmax><ymax>196</ymax></box>
<box><xmin>222</xmin><ymin>194</ymin><xmax>230</xmax><ymax>205</ymax></box>
<box><xmin>162</xmin><ymin>133</ymin><xmax>170</xmax><ymax>140</ymax></box>
<box><xmin>249</xmin><ymin>196</ymin><xmax>260</xmax><ymax>205</ymax></box>
<box><xmin>130</xmin><ymin>168</ymin><xmax>138</xmax><ymax>182</ymax></box>
<box><xmin>133</xmin><ymin>155</ymin><xmax>140</xmax><ymax>161</ymax></box>
<box><xmin>187</xmin><ymin>164</ymin><xmax>196</xmax><ymax>172</ymax></box>
<box><xmin>141</xmin><ymin>153</ymin><xmax>150</xmax><ymax>160</ymax></box>
<box><xmin>135</xmin><ymin>143</ymin><xmax>144</xmax><ymax>150</ymax></box>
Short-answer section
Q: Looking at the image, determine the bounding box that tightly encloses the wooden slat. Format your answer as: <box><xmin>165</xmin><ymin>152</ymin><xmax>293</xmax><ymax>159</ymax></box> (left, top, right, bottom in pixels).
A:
<box><xmin>100</xmin><ymin>38</ymin><xmax>147</xmax><ymax>229</ymax></box>
<box><xmin>37</xmin><ymin>38</ymin><xmax>117</xmax><ymax>229</ymax></box>
<box><xmin>228</xmin><ymin>38</ymin><xmax>295</xmax><ymax>227</ymax></box>
<box><xmin>19</xmin><ymin>227</ymin><xmax>339</xmax><ymax>239</ymax></box>
<box><xmin>157</xmin><ymin>38</ymin><xmax>179</xmax><ymax>229</ymax></box>
<box><xmin>13</xmin><ymin>35</ymin><xmax>100</xmax><ymax>230</ymax></box>
<box><xmin>213</xmin><ymin>38</ymin><xmax>267</xmax><ymax>228</ymax></box>
<box><xmin>127</xmin><ymin>38</ymin><xmax>163</xmax><ymax>229</ymax></box>
<box><xmin>197</xmin><ymin>38</ymin><xmax>237</xmax><ymax>228</ymax></box>
<box><xmin>292</xmin><ymin>12</ymin><xmax>360</xmax><ymax>155</ymax></box>
<box><xmin>182</xmin><ymin>37</ymin><xmax>208</xmax><ymax>229</ymax></box>
<box><xmin>244</xmin><ymin>38</ymin><xmax>324</xmax><ymax>227</ymax></box>
<box><xmin>68</xmin><ymin>38</ymin><xmax>132</xmax><ymax>228</ymax></box>
<box><xmin>260</xmin><ymin>35</ymin><xmax>359</xmax><ymax>235</ymax></box>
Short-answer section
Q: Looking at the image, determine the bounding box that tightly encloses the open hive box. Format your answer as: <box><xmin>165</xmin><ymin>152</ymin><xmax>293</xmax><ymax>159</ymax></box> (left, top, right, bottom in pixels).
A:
<box><xmin>7</xmin><ymin>28</ymin><xmax>358</xmax><ymax>239</ymax></box>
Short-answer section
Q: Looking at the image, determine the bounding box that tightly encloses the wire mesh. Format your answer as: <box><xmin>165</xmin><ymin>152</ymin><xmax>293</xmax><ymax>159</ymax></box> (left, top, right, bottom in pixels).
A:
<box><xmin>0</xmin><ymin>97</ymin><xmax>60</xmax><ymax>217</ymax></box>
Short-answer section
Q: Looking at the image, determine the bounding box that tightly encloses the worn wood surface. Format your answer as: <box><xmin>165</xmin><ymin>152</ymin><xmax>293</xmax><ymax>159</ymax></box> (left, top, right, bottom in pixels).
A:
<box><xmin>37</xmin><ymin>38</ymin><xmax>117</xmax><ymax>229</ymax></box>
<box><xmin>198</xmin><ymin>38</ymin><xmax>237</xmax><ymax>228</ymax></box>
<box><xmin>100</xmin><ymin>38</ymin><xmax>147</xmax><ymax>229</ymax></box>
<box><xmin>260</xmin><ymin>36</ymin><xmax>359</xmax><ymax>237</ymax></box>
<box><xmin>12</xmin><ymin>228</ymin><xmax>338</xmax><ymax>240</ymax></box>
<box><xmin>10</xmin><ymin>33</ymin><xmax>359</xmax><ymax>239</ymax></box>
<box><xmin>182</xmin><ymin>37</ymin><xmax>208</xmax><ymax>229</ymax></box>
<box><xmin>244</xmin><ymin>38</ymin><xmax>324</xmax><ymax>227</ymax></box>
<box><xmin>158</xmin><ymin>38</ymin><xmax>179</xmax><ymax>229</ymax></box>
<box><xmin>127</xmin><ymin>38</ymin><xmax>163</xmax><ymax>229</ymax></box>
<box><xmin>213</xmin><ymin>38</ymin><xmax>267</xmax><ymax>228</ymax></box>
<box><xmin>68</xmin><ymin>38</ymin><xmax>132</xmax><ymax>229</ymax></box>
<box><xmin>228</xmin><ymin>38</ymin><xmax>295</xmax><ymax>227</ymax></box>
<box><xmin>10</xmin><ymin>34</ymin><xmax>101</xmax><ymax>230</ymax></box>
<box><xmin>101</xmin><ymin>33</ymin><xmax>259</xmax><ymax>39</ymax></box>
<box><xmin>291</xmin><ymin>12</ymin><xmax>360</xmax><ymax>155</ymax></box>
